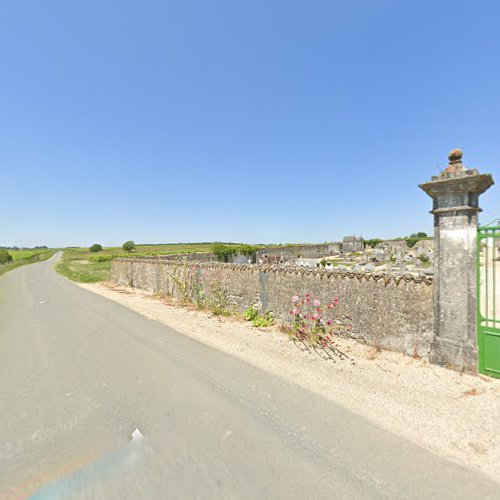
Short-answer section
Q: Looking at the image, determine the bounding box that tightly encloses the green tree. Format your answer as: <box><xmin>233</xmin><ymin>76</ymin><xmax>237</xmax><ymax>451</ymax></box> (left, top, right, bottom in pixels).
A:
<box><xmin>363</xmin><ymin>238</ymin><xmax>383</xmax><ymax>248</ymax></box>
<box><xmin>211</xmin><ymin>243</ymin><xmax>236</xmax><ymax>262</ymax></box>
<box><xmin>408</xmin><ymin>232</ymin><xmax>428</xmax><ymax>239</ymax></box>
<box><xmin>89</xmin><ymin>243</ymin><xmax>103</xmax><ymax>253</ymax></box>
<box><xmin>122</xmin><ymin>241</ymin><xmax>136</xmax><ymax>252</ymax></box>
<box><xmin>0</xmin><ymin>248</ymin><xmax>13</xmax><ymax>264</ymax></box>
<box><xmin>236</xmin><ymin>244</ymin><xmax>258</xmax><ymax>256</ymax></box>
<box><xmin>405</xmin><ymin>238</ymin><xmax>419</xmax><ymax>248</ymax></box>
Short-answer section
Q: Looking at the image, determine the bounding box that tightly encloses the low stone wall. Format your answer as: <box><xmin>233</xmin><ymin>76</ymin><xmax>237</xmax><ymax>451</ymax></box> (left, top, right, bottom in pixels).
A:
<box><xmin>257</xmin><ymin>243</ymin><xmax>342</xmax><ymax>263</ymax></box>
<box><xmin>111</xmin><ymin>258</ymin><xmax>434</xmax><ymax>360</ymax></box>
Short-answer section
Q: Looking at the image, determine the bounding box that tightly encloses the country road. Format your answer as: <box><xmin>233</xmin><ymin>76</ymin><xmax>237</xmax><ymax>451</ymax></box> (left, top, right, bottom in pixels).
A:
<box><xmin>0</xmin><ymin>255</ymin><xmax>498</xmax><ymax>499</ymax></box>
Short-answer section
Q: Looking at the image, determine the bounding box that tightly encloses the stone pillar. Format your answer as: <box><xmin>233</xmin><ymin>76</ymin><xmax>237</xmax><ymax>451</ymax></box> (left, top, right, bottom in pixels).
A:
<box><xmin>419</xmin><ymin>149</ymin><xmax>494</xmax><ymax>371</ymax></box>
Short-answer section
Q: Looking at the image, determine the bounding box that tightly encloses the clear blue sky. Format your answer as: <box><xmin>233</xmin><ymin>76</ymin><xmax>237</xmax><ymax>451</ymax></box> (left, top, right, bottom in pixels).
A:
<box><xmin>1</xmin><ymin>0</ymin><xmax>499</xmax><ymax>248</ymax></box>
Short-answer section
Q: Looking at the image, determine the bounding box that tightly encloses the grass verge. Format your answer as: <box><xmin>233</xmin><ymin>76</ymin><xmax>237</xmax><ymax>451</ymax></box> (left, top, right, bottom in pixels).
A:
<box><xmin>54</xmin><ymin>242</ymin><xmax>255</xmax><ymax>283</ymax></box>
<box><xmin>54</xmin><ymin>254</ymin><xmax>113</xmax><ymax>283</ymax></box>
<box><xmin>0</xmin><ymin>251</ymin><xmax>57</xmax><ymax>278</ymax></box>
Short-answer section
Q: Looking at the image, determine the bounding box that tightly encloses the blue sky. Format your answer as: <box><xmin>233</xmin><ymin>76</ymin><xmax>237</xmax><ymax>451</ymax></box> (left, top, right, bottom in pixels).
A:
<box><xmin>1</xmin><ymin>0</ymin><xmax>499</xmax><ymax>248</ymax></box>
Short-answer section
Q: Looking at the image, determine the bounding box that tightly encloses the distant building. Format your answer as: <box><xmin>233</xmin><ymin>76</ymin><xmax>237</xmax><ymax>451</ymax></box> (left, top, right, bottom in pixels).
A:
<box><xmin>342</xmin><ymin>235</ymin><xmax>363</xmax><ymax>253</ymax></box>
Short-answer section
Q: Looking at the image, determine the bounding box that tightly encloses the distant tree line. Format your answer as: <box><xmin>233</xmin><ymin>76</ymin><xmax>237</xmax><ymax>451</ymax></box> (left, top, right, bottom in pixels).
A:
<box><xmin>1</xmin><ymin>245</ymin><xmax>48</xmax><ymax>250</ymax></box>
<box><xmin>363</xmin><ymin>232</ymin><xmax>429</xmax><ymax>249</ymax></box>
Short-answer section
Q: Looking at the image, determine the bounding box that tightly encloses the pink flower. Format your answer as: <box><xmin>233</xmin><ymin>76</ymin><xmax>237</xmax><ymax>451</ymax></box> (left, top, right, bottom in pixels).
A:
<box><xmin>292</xmin><ymin>308</ymin><xmax>300</xmax><ymax>315</ymax></box>
<box><xmin>304</xmin><ymin>314</ymin><xmax>309</xmax><ymax>320</ymax></box>
<box><xmin>333</xmin><ymin>297</ymin><xmax>339</xmax><ymax>308</ymax></box>
<box><xmin>292</xmin><ymin>295</ymin><xmax>299</xmax><ymax>303</ymax></box>
<box><xmin>313</xmin><ymin>299</ymin><xmax>320</xmax><ymax>307</ymax></box>
<box><xmin>326</xmin><ymin>320</ymin><xmax>332</xmax><ymax>326</ymax></box>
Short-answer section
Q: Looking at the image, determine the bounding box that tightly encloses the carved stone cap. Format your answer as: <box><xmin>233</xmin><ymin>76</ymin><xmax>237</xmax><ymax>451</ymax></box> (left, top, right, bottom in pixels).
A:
<box><xmin>420</xmin><ymin>172</ymin><xmax>494</xmax><ymax>198</ymax></box>
<box><xmin>419</xmin><ymin>149</ymin><xmax>494</xmax><ymax>198</ymax></box>
<box><xmin>434</xmin><ymin>148</ymin><xmax>479</xmax><ymax>179</ymax></box>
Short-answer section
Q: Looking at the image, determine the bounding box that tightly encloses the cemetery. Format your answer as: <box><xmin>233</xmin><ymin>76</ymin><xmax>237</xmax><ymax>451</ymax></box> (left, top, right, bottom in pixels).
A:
<box><xmin>112</xmin><ymin>149</ymin><xmax>498</xmax><ymax>377</ymax></box>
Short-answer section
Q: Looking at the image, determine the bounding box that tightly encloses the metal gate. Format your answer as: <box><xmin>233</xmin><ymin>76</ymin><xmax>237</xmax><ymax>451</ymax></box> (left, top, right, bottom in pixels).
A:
<box><xmin>477</xmin><ymin>220</ymin><xmax>500</xmax><ymax>378</ymax></box>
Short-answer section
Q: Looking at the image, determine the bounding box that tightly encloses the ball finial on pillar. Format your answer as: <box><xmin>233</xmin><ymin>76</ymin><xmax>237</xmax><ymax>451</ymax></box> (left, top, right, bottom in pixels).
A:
<box><xmin>419</xmin><ymin>150</ymin><xmax>494</xmax><ymax>372</ymax></box>
<box><xmin>448</xmin><ymin>148</ymin><xmax>463</xmax><ymax>164</ymax></box>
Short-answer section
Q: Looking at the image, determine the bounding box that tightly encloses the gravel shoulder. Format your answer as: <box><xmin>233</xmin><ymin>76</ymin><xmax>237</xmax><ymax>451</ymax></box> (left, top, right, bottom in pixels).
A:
<box><xmin>80</xmin><ymin>282</ymin><xmax>500</xmax><ymax>483</ymax></box>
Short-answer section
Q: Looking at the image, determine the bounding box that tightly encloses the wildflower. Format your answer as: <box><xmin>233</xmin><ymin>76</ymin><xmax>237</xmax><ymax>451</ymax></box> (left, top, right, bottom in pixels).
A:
<box><xmin>333</xmin><ymin>297</ymin><xmax>339</xmax><ymax>308</ymax></box>
<box><xmin>313</xmin><ymin>299</ymin><xmax>320</xmax><ymax>307</ymax></box>
<box><xmin>326</xmin><ymin>320</ymin><xmax>332</xmax><ymax>326</ymax></box>
<box><xmin>292</xmin><ymin>308</ymin><xmax>300</xmax><ymax>315</ymax></box>
<box><xmin>292</xmin><ymin>295</ymin><xmax>299</xmax><ymax>303</ymax></box>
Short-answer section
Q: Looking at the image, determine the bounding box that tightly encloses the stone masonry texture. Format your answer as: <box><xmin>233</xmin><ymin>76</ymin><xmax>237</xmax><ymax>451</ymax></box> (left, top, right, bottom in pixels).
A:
<box><xmin>111</xmin><ymin>258</ymin><xmax>434</xmax><ymax>359</ymax></box>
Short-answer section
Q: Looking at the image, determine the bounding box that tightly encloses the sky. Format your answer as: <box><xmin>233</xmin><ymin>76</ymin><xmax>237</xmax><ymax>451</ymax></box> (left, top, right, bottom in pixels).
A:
<box><xmin>1</xmin><ymin>0</ymin><xmax>499</xmax><ymax>248</ymax></box>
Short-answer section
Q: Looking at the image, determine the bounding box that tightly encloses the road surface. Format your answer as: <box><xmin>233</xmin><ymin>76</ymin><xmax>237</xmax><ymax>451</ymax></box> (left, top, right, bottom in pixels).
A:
<box><xmin>0</xmin><ymin>254</ymin><xmax>498</xmax><ymax>499</ymax></box>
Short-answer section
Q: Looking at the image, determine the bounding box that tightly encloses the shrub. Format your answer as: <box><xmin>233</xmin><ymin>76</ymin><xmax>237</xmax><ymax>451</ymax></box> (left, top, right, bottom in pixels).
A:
<box><xmin>88</xmin><ymin>254</ymin><xmax>119</xmax><ymax>262</ymax></box>
<box><xmin>0</xmin><ymin>248</ymin><xmax>13</xmax><ymax>264</ymax></box>
<box><xmin>244</xmin><ymin>306</ymin><xmax>259</xmax><ymax>322</ymax></box>
<box><xmin>252</xmin><ymin>312</ymin><xmax>274</xmax><ymax>327</ymax></box>
<box><xmin>364</xmin><ymin>238</ymin><xmax>382</xmax><ymax>248</ymax></box>
<box><xmin>122</xmin><ymin>241</ymin><xmax>136</xmax><ymax>252</ymax></box>
<box><xmin>89</xmin><ymin>243</ymin><xmax>103</xmax><ymax>253</ymax></box>
<box><xmin>289</xmin><ymin>294</ymin><xmax>352</xmax><ymax>360</ymax></box>
<box><xmin>236</xmin><ymin>244</ymin><xmax>258</xmax><ymax>256</ymax></box>
<box><xmin>405</xmin><ymin>238</ymin><xmax>419</xmax><ymax>248</ymax></box>
<box><xmin>419</xmin><ymin>254</ymin><xmax>430</xmax><ymax>263</ymax></box>
<box><xmin>211</xmin><ymin>243</ymin><xmax>236</xmax><ymax>262</ymax></box>
<box><xmin>244</xmin><ymin>306</ymin><xmax>274</xmax><ymax>327</ymax></box>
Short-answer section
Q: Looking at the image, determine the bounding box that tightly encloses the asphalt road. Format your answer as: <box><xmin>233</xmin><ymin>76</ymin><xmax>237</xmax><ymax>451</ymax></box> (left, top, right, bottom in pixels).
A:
<box><xmin>0</xmin><ymin>254</ymin><xmax>498</xmax><ymax>499</ymax></box>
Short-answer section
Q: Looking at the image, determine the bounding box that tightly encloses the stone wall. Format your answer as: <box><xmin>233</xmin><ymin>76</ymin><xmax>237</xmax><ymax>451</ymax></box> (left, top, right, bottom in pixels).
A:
<box><xmin>111</xmin><ymin>258</ymin><xmax>434</xmax><ymax>359</ymax></box>
<box><xmin>154</xmin><ymin>252</ymin><xmax>256</xmax><ymax>264</ymax></box>
<box><xmin>256</xmin><ymin>243</ymin><xmax>342</xmax><ymax>264</ymax></box>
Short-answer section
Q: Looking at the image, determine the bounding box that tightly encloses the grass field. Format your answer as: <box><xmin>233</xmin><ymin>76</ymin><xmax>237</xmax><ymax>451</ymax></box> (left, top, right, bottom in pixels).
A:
<box><xmin>54</xmin><ymin>243</ymin><xmax>247</xmax><ymax>283</ymax></box>
<box><xmin>54</xmin><ymin>255</ymin><xmax>113</xmax><ymax>283</ymax></box>
<box><xmin>9</xmin><ymin>249</ymin><xmax>56</xmax><ymax>260</ymax></box>
<box><xmin>0</xmin><ymin>249</ymin><xmax>57</xmax><ymax>278</ymax></box>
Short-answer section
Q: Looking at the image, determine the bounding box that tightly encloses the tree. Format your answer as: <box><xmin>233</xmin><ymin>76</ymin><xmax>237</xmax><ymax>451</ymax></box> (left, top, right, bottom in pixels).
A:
<box><xmin>211</xmin><ymin>243</ymin><xmax>236</xmax><ymax>262</ymax></box>
<box><xmin>408</xmin><ymin>232</ymin><xmax>428</xmax><ymax>239</ymax></box>
<box><xmin>363</xmin><ymin>238</ymin><xmax>383</xmax><ymax>248</ymax></box>
<box><xmin>122</xmin><ymin>240</ymin><xmax>136</xmax><ymax>252</ymax></box>
<box><xmin>89</xmin><ymin>243</ymin><xmax>103</xmax><ymax>253</ymax></box>
<box><xmin>0</xmin><ymin>248</ymin><xmax>13</xmax><ymax>264</ymax></box>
